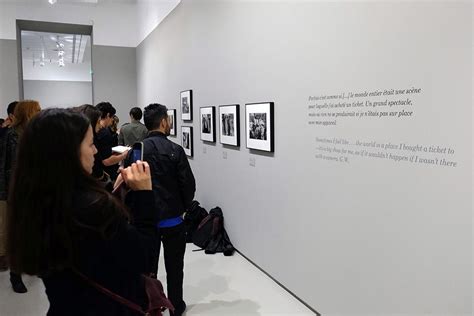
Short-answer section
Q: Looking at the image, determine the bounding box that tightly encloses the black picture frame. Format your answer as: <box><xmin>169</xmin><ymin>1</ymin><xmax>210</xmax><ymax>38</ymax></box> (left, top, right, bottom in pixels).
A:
<box><xmin>167</xmin><ymin>109</ymin><xmax>177</xmax><ymax>136</ymax></box>
<box><xmin>219</xmin><ymin>104</ymin><xmax>240</xmax><ymax>147</ymax></box>
<box><xmin>180</xmin><ymin>90</ymin><xmax>193</xmax><ymax>121</ymax></box>
<box><xmin>245</xmin><ymin>102</ymin><xmax>274</xmax><ymax>152</ymax></box>
<box><xmin>181</xmin><ymin>126</ymin><xmax>193</xmax><ymax>157</ymax></box>
<box><xmin>200</xmin><ymin>106</ymin><xmax>216</xmax><ymax>143</ymax></box>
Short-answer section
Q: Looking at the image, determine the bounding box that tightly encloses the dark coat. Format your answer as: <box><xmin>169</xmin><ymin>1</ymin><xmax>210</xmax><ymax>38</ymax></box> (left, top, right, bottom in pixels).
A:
<box><xmin>42</xmin><ymin>190</ymin><xmax>158</xmax><ymax>316</ymax></box>
<box><xmin>140</xmin><ymin>131</ymin><xmax>196</xmax><ymax>221</ymax></box>
<box><xmin>0</xmin><ymin>127</ymin><xmax>9</xmax><ymax>200</ymax></box>
<box><xmin>0</xmin><ymin>127</ymin><xmax>18</xmax><ymax>200</ymax></box>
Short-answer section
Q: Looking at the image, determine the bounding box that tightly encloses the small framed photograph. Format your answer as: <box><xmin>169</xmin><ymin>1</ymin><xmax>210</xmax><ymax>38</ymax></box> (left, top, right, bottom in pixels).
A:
<box><xmin>181</xmin><ymin>126</ymin><xmax>193</xmax><ymax>157</ymax></box>
<box><xmin>167</xmin><ymin>109</ymin><xmax>177</xmax><ymax>136</ymax></box>
<box><xmin>200</xmin><ymin>106</ymin><xmax>216</xmax><ymax>142</ymax></box>
<box><xmin>246</xmin><ymin>102</ymin><xmax>274</xmax><ymax>152</ymax></box>
<box><xmin>180</xmin><ymin>90</ymin><xmax>193</xmax><ymax>121</ymax></box>
<box><xmin>219</xmin><ymin>104</ymin><xmax>240</xmax><ymax>147</ymax></box>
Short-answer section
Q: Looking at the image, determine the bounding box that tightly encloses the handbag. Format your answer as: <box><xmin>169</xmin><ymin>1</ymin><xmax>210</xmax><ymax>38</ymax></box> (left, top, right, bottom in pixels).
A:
<box><xmin>74</xmin><ymin>270</ymin><xmax>174</xmax><ymax>316</ymax></box>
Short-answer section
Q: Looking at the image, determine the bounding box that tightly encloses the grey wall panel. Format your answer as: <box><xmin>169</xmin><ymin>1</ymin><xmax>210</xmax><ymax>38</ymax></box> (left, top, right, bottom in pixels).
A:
<box><xmin>92</xmin><ymin>45</ymin><xmax>137</xmax><ymax>125</ymax></box>
<box><xmin>0</xmin><ymin>39</ymin><xmax>19</xmax><ymax>110</ymax></box>
<box><xmin>137</xmin><ymin>1</ymin><xmax>472</xmax><ymax>315</ymax></box>
<box><xmin>23</xmin><ymin>80</ymin><xmax>92</xmax><ymax>108</ymax></box>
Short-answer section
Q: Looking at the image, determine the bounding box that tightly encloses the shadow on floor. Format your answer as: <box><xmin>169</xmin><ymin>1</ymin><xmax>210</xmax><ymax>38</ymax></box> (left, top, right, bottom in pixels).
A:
<box><xmin>187</xmin><ymin>299</ymin><xmax>261</xmax><ymax>315</ymax></box>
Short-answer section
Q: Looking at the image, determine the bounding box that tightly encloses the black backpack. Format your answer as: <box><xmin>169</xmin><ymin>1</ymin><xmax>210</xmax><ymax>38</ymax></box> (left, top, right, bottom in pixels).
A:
<box><xmin>183</xmin><ymin>201</ymin><xmax>208</xmax><ymax>243</ymax></box>
<box><xmin>192</xmin><ymin>207</ymin><xmax>234</xmax><ymax>256</ymax></box>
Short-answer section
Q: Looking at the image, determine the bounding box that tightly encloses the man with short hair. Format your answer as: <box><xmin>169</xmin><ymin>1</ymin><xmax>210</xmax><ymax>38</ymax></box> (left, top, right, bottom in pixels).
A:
<box><xmin>93</xmin><ymin>102</ymin><xmax>128</xmax><ymax>185</ymax></box>
<box><xmin>1</xmin><ymin>101</ymin><xmax>17</xmax><ymax>128</ymax></box>
<box><xmin>118</xmin><ymin>107</ymin><xmax>148</xmax><ymax>146</ymax></box>
<box><xmin>141</xmin><ymin>103</ymin><xmax>195</xmax><ymax>316</ymax></box>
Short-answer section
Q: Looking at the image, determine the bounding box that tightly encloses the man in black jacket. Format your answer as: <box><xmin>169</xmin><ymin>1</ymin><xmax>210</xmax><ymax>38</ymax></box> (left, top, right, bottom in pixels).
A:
<box><xmin>142</xmin><ymin>103</ymin><xmax>195</xmax><ymax>316</ymax></box>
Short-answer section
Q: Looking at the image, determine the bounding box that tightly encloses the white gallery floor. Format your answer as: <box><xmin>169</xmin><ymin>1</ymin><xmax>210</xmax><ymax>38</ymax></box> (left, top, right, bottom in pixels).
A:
<box><xmin>0</xmin><ymin>244</ymin><xmax>315</xmax><ymax>316</ymax></box>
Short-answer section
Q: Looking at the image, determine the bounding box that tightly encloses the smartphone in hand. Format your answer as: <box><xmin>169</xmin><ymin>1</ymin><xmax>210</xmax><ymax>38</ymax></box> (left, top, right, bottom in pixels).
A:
<box><xmin>131</xmin><ymin>142</ymin><xmax>144</xmax><ymax>163</ymax></box>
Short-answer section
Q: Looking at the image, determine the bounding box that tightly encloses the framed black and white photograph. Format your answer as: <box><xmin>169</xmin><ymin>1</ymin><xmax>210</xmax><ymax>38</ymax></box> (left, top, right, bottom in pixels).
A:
<box><xmin>219</xmin><ymin>104</ymin><xmax>240</xmax><ymax>147</ymax></box>
<box><xmin>180</xmin><ymin>90</ymin><xmax>193</xmax><ymax>121</ymax></box>
<box><xmin>200</xmin><ymin>106</ymin><xmax>215</xmax><ymax>142</ymax></box>
<box><xmin>246</xmin><ymin>102</ymin><xmax>274</xmax><ymax>152</ymax></box>
<box><xmin>181</xmin><ymin>126</ymin><xmax>193</xmax><ymax>157</ymax></box>
<box><xmin>167</xmin><ymin>109</ymin><xmax>177</xmax><ymax>136</ymax></box>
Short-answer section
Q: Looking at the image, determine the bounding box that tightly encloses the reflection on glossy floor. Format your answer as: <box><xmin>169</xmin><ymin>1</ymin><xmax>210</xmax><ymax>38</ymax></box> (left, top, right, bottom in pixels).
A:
<box><xmin>0</xmin><ymin>244</ymin><xmax>315</xmax><ymax>315</ymax></box>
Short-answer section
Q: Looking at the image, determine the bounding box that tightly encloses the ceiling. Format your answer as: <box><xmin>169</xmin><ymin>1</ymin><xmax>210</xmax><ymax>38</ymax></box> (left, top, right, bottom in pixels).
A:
<box><xmin>0</xmin><ymin>0</ymin><xmax>181</xmax><ymax>47</ymax></box>
<box><xmin>21</xmin><ymin>31</ymin><xmax>91</xmax><ymax>65</ymax></box>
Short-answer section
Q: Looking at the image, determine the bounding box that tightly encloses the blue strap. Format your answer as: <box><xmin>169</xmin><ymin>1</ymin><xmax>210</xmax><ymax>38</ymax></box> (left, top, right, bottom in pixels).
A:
<box><xmin>158</xmin><ymin>216</ymin><xmax>183</xmax><ymax>228</ymax></box>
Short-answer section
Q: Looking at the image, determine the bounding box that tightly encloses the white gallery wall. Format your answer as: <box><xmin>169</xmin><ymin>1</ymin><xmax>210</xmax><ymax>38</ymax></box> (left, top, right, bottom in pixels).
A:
<box><xmin>22</xmin><ymin>62</ymin><xmax>92</xmax><ymax>82</ymax></box>
<box><xmin>24</xmin><ymin>80</ymin><xmax>92</xmax><ymax>108</ymax></box>
<box><xmin>137</xmin><ymin>1</ymin><xmax>472</xmax><ymax>315</ymax></box>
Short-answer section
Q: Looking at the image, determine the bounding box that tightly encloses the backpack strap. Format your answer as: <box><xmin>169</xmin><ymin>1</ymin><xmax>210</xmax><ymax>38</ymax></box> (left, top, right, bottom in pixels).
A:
<box><xmin>73</xmin><ymin>269</ymin><xmax>147</xmax><ymax>315</ymax></box>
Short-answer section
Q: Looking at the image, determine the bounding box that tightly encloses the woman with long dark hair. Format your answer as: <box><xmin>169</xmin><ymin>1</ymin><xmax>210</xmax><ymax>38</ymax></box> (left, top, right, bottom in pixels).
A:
<box><xmin>6</xmin><ymin>108</ymin><xmax>159</xmax><ymax>315</ymax></box>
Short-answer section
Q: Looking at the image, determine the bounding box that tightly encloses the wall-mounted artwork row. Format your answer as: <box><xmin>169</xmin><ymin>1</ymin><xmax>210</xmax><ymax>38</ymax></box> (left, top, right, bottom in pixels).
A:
<box><xmin>180</xmin><ymin>90</ymin><xmax>193</xmax><ymax>121</ymax></box>
<box><xmin>246</xmin><ymin>102</ymin><xmax>274</xmax><ymax>152</ymax></box>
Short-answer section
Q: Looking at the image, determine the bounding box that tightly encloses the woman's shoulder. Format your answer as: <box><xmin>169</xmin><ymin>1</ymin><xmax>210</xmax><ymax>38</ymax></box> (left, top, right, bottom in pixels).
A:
<box><xmin>71</xmin><ymin>189</ymin><xmax>126</xmax><ymax>233</ymax></box>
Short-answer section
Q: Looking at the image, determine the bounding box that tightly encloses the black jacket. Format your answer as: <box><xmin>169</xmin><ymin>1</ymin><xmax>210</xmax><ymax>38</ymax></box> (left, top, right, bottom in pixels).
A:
<box><xmin>42</xmin><ymin>190</ymin><xmax>157</xmax><ymax>316</ymax></box>
<box><xmin>141</xmin><ymin>131</ymin><xmax>196</xmax><ymax>221</ymax></box>
<box><xmin>0</xmin><ymin>127</ymin><xmax>8</xmax><ymax>200</ymax></box>
<box><xmin>92</xmin><ymin>128</ymin><xmax>112</xmax><ymax>179</ymax></box>
<box><xmin>0</xmin><ymin>128</ymin><xmax>18</xmax><ymax>200</ymax></box>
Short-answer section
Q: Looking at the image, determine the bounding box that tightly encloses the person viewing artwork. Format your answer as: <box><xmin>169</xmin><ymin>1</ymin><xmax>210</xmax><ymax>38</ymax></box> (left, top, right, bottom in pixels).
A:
<box><xmin>1</xmin><ymin>101</ymin><xmax>17</xmax><ymax>128</ymax></box>
<box><xmin>119</xmin><ymin>107</ymin><xmax>148</xmax><ymax>146</ymax></box>
<box><xmin>94</xmin><ymin>102</ymin><xmax>129</xmax><ymax>188</ymax></box>
<box><xmin>6</xmin><ymin>108</ymin><xmax>165</xmax><ymax>315</ymax></box>
<box><xmin>2</xmin><ymin>100</ymin><xmax>41</xmax><ymax>294</ymax></box>
<box><xmin>0</xmin><ymin>101</ymin><xmax>17</xmax><ymax>272</ymax></box>
<box><xmin>104</xmin><ymin>115</ymin><xmax>120</xmax><ymax>181</ymax></box>
<box><xmin>136</xmin><ymin>103</ymin><xmax>196</xmax><ymax>316</ymax></box>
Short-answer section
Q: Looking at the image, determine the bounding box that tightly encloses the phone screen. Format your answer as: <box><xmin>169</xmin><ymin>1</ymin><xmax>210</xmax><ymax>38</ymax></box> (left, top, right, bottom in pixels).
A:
<box><xmin>131</xmin><ymin>142</ymin><xmax>143</xmax><ymax>163</ymax></box>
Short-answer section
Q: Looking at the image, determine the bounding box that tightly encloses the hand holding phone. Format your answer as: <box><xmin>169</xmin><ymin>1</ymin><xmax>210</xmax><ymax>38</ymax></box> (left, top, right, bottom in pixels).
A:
<box><xmin>120</xmin><ymin>160</ymin><xmax>151</xmax><ymax>191</ymax></box>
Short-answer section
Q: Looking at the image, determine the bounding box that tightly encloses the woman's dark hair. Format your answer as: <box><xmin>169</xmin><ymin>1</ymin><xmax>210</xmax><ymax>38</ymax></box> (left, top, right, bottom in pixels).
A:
<box><xmin>129</xmin><ymin>107</ymin><xmax>143</xmax><ymax>121</ymax></box>
<box><xmin>71</xmin><ymin>104</ymin><xmax>101</xmax><ymax>135</ymax></box>
<box><xmin>6</xmin><ymin>108</ymin><xmax>126</xmax><ymax>276</ymax></box>
<box><xmin>144</xmin><ymin>103</ymin><xmax>168</xmax><ymax>130</ymax></box>
<box><xmin>96</xmin><ymin>101</ymin><xmax>116</xmax><ymax>119</ymax></box>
